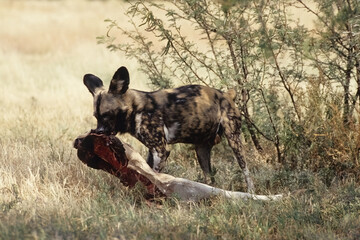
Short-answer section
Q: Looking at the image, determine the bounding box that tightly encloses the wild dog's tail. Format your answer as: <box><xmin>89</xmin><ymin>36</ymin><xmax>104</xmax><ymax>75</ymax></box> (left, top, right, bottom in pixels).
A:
<box><xmin>220</xmin><ymin>89</ymin><xmax>255</xmax><ymax>192</ymax></box>
<box><xmin>225</xmin><ymin>89</ymin><xmax>237</xmax><ymax>102</ymax></box>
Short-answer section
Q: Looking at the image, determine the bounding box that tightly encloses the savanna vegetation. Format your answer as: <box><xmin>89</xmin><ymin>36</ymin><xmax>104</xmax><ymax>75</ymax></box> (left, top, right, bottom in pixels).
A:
<box><xmin>1</xmin><ymin>0</ymin><xmax>359</xmax><ymax>239</ymax></box>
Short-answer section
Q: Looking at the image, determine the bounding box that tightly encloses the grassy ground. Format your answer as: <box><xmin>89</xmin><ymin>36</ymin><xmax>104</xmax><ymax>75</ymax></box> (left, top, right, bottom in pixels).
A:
<box><xmin>0</xmin><ymin>0</ymin><xmax>359</xmax><ymax>239</ymax></box>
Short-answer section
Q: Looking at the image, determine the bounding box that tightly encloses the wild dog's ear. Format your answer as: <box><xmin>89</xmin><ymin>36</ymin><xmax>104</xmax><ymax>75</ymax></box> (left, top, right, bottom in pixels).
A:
<box><xmin>109</xmin><ymin>66</ymin><xmax>129</xmax><ymax>94</ymax></box>
<box><xmin>83</xmin><ymin>74</ymin><xmax>104</xmax><ymax>96</ymax></box>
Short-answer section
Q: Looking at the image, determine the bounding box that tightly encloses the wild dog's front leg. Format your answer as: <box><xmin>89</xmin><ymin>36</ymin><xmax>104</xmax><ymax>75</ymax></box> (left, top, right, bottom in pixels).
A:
<box><xmin>136</xmin><ymin>113</ymin><xmax>169</xmax><ymax>172</ymax></box>
<box><xmin>146</xmin><ymin>147</ymin><xmax>170</xmax><ymax>172</ymax></box>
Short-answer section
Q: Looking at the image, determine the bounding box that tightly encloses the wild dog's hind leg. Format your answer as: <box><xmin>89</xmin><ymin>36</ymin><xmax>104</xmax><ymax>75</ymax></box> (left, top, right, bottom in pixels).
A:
<box><xmin>195</xmin><ymin>144</ymin><xmax>215</xmax><ymax>184</ymax></box>
<box><xmin>222</xmin><ymin>112</ymin><xmax>255</xmax><ymax>193</ymax></box>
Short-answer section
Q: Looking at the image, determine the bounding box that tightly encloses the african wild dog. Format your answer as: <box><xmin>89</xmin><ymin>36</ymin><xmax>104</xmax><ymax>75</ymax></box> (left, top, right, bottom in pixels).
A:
<box><xmin>83</xmin><ymin>66</ymin><xmax>254</xmax><ymax>192</ymax></box>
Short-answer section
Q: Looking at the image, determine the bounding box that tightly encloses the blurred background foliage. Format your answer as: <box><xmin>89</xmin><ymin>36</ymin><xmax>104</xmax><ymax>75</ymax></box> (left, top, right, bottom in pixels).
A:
<box><xmin>98</xmin><ymin>0</ymin><xmax>360</xmax><ymax>181</ymax></box>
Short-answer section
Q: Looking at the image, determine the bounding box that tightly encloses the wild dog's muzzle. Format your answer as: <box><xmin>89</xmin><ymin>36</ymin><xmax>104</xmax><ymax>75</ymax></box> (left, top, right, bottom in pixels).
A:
<box><xmin>91</xmin><ymin>126</ymin><xmax>116</xmax><ymax>136</ymax></box>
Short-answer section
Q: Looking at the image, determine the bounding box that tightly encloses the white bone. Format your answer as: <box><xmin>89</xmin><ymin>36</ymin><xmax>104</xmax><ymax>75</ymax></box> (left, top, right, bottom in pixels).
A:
<box><xmin>122</xmin><ymin>143</ymin><xmax>283</xmax><ymax>202</ymax></box>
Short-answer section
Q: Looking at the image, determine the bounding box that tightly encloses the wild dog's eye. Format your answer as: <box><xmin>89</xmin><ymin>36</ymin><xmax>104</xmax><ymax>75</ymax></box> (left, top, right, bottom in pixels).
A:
<box><xmin>100</xmin><ymin>111</ymin><xmax>114</xmax><ymax>121</ymax></box>
<box><xmin>101</xmin><ymin>112</ymin><xmax>110</xmax><ymax>120</ymax></box>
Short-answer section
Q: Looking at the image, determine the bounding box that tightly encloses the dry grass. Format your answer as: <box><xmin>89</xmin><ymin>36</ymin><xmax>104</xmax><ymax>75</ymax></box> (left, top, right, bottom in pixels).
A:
<box><xmin>0</xmin><ymin>1</ymin><xmax>359</xmax><ymax>239</ymax></box>
<box><xmin>0</xmin><ymin>0</ymin><xmax>149</xmax><ymax>237</ymax></box>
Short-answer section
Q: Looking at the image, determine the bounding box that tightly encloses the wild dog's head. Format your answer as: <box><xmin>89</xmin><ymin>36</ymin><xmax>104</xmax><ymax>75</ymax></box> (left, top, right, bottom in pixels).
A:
<box><xmin>83</xmin><ymin>66</ymin><xmax>130</xmax><ymax>135</ymax></box>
